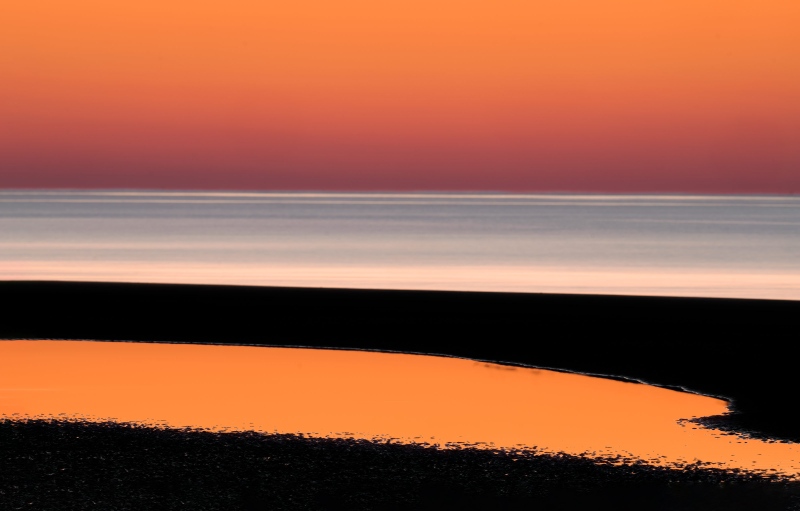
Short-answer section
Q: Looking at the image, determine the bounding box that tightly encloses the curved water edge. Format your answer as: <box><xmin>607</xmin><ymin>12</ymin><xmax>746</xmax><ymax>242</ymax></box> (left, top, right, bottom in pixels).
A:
<box><xmin>5</xmin><ymin>281</ymin><xmax>800</xmax><ymax>442</ymax></box>
<box><xmin>2</xmin><ymin>340</ymin><xmax>797</xmax><ymax>480</ymax></box>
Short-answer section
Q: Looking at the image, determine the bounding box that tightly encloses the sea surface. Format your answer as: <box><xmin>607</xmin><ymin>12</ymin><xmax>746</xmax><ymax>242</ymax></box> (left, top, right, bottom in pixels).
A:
<box><xmin>2</xmin><ymin>190</ymin><xmax>799</xmax><ymax>300</ymax></box>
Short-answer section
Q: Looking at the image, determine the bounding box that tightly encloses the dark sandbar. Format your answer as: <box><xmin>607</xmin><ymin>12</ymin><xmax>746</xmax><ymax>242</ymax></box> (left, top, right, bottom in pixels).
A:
<box><xmin>2</xmin><ymin>281</ymin><xmax>799</xmax><ymax>509</ymax></box>
<box><xmin>2</xmin><ymin>280</ymin><xmax>798</xmax><ymax>440</ymax></box>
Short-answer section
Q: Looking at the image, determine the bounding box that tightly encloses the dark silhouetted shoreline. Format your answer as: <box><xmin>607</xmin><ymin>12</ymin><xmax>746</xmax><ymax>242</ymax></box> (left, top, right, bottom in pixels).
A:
<box><xmin>2</xmin><ymin>281</ymin><xmax>799</xmax><ymax>509</ymax></box>
<box><xmin>2</xmin><ymin>280</ymin><xmax>798</xmax><ymax>440</ymax></box>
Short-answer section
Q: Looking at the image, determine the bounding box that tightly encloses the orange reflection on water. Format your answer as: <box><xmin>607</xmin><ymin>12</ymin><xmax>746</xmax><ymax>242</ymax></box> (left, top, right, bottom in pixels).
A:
<box><xmin>1</xmin><ymin>340</ymin><xmax>798</xmax><ymax>479</ymax></box>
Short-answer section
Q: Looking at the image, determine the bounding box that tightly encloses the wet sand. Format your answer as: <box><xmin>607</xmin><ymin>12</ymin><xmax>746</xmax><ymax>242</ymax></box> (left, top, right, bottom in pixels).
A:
<box><xmin>2</xmin><ymin>281</ymin><xmax>800</xmax><ymax>508</ymax></box>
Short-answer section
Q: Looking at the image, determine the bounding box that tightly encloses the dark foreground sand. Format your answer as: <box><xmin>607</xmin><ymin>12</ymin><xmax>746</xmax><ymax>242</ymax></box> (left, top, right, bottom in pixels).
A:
<box><xmin>2</xmin><ymin>419</ymin><xmax>798</xmax><ymax>511</ymax></box>
<box><xmin>2</xmin><ymin>281</ymin><xmax>800</xmax><ymax>509</ymax></box>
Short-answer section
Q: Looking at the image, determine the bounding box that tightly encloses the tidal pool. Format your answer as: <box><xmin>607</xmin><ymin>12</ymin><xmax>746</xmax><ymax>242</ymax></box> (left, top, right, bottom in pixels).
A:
<box><xmin>1</xmin><ymin>340</ymin><xmax>797</xmax><ymax>479</ymax></box>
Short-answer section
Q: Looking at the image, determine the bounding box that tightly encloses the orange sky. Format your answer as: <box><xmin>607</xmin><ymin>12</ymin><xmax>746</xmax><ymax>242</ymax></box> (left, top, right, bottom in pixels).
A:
<box><xmin>1</xmin><ymin>1</ymin><xmax>798</xmax><ymax>192</ymax></box>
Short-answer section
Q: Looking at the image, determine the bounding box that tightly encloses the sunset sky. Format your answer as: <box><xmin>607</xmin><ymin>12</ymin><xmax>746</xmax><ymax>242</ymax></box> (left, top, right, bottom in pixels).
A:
<box><xmin>1</xmin><ymin>0</ymin><xmax>798</xmax><ymax>193</ymax></box>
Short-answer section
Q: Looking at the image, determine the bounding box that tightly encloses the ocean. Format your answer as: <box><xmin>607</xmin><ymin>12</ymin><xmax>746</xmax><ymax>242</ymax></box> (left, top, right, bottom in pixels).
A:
<box><xmin>2</xmin><ymin>190</ymin><xmax>799</xmax><ymax>300</ymax></box>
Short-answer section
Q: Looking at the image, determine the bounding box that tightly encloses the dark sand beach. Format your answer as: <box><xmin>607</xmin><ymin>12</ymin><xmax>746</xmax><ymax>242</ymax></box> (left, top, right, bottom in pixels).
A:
<box><xmin>3</xmin><ymin>419</ymin><xmax>797</xmax><ymax>511</ymax></box>
<box><xmin>2</xmin><ymin>281</ymin><xmax>799</xmax><ymax>509</ymax></box>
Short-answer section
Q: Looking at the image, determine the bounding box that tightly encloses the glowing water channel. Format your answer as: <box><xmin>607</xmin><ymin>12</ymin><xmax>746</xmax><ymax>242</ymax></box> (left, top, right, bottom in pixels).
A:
<box><xmin>2</xmin><ymin>340</ymin><xmax>798</xmax><ymax>479</ymax></box>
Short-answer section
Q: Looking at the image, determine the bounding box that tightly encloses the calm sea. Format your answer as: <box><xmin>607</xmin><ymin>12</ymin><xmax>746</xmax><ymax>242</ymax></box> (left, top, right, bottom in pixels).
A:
<box><xmin>1</xmin><ymin>190</ymin><xmax>798</xmax><ymax>300</ymax></box>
